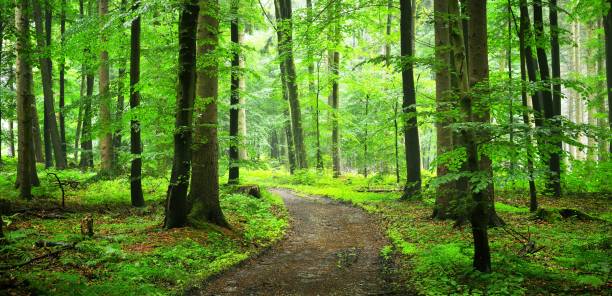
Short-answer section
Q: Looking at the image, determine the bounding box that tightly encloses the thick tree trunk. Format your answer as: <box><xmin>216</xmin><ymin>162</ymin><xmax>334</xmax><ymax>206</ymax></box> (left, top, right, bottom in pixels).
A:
<box><xmin>165</xmin><ymin>0</ymin><xmax>199</xmax><ymax>229</ymax></box>
<box><xmin>463</xmin><ymin>0</ymin><xmax>491</xmax><ymax>273</ymax></box>
<box><xmin>400</xmin><ymin>0</ymin><xmax>422</xmax><ymax>199</ymax></box>
<box><xmin>16</xmin><ymin>0</ymin><xmax>39</xmax><ymax>198</ymax></box>
<box><xmin>33</xmin><ymin>0</ymin><xmax>66</xmax><ymax>169</ymax></box>
<box><xmin>189</xmin><ymin>0</ymin><xmax>228</xmax><ymax>228</ymax></box>
<box><xmin>275</xmin><ymin>0</ymin><xmax>307</xmax><ymax>169</ymax></box>
<box><xmin>99</xmin><ymin>0</ymin><xmax>113</xmax><ymax>173</ymax></box>
<box><xmin>432</xmin><ymin>0</ymin><xmax>454</xmax><ymax>219</ymax></box>
<box><xmin>130</xmin><ymin>0</ymin><xmax>144</xmax><ymax>207</ymax></box>
<box><xmin>228</xmin><ymin>0</ymin><xmax>240</xmax><ymax>184</ymax></box>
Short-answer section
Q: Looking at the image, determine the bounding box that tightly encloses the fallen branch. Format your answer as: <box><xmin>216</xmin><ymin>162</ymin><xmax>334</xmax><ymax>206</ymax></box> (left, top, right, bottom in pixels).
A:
<box><xmin>0</xmin><ymin>242</ymin><xmax>77</xmax><ymax>270</ymax></box>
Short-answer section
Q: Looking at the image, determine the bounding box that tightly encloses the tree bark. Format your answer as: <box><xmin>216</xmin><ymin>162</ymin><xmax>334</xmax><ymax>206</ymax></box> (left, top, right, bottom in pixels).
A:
<box><xmin>604</xmin><ymin>0</ymin><xmax>612</xmax><ymax>153</ymax></box>
<box><xmin>463</xmin><ymin>0</ymin><xmax>491</xmax><ymax>272</ymax></box>
<box><xmin>33</xmin><ymin>0</ymin><xmax>66</xmax><ymax>169</ymax></box>
<box><xmin>99</xmin><ymin>0</ymin><xmax>113</xmax><ymax>173</ymax></box>
<box><xmin>165</xmin><ymin>0</ymin><xmax>199</xmax><ymax>229</ymax></box>
<box><xmin>80</xmin><ymin>73</ymin><xmax>94</xmax><ymax>169</ymax></box>
<box><xmin>533</xmin><ymin>0</ymin><xmax>560</xmax><ymax>197</ymax></box>
<box><xmin>432</xmin><ymin>0</ymin><xmax>454</xmax><ymax>219</ymax></box>
<box><xmin>275</xmin><ymin>0</ymin><xmax>307</xmax><ymax>169</ymax></box>
<box><xmin>549</xmin><ymin>0</ymin><xmax>563</xmax><ymax>194</ymax></box>
<box><xmin>164</xmin><ymin>0</ymin><xmax>198</xmax><ymax>229</ymax></box>
<box><xmin>400</xmin><ymin>0</ymin><xmax>422</xmax><ymax>199</ymax></box>
<box><xmin>16</xmin><ymin>0</ymin><xmax>39</xmax><ymax>198</ymax></box>
<box><xmin>189</xmin><ymin>0</ymin><xmax>228</xmax><ymax>228</ymax></box>
<box><xmin>327</xmin><ymin>0</ymin><xmax>341</xmax><ymax>177</ymax></box>
<box><xmin>518</xmin><ymin>7</ymin><xmax>538</xmax><ymax>212</ymax></box>
<box><xmin>228</xmin><ymin>0</ymin><xmax>240</xmax><ymax>184</ymax></box>
<box><xmin>59</xmin><ymin>0</ymin><xmax>67</xmax><ymax>159</ymax></box>
<box><xmin>130</xmin><ymin>0</ymin><xmax>144</xmax><ymax>207</ymax></box>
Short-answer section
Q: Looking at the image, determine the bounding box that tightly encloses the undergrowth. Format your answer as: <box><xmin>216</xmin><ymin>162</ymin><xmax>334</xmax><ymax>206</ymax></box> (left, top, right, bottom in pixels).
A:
<box><xmin>0</xmin><ymin>162</ymin><xmax>287</xmax><ymax>295</ymax></box>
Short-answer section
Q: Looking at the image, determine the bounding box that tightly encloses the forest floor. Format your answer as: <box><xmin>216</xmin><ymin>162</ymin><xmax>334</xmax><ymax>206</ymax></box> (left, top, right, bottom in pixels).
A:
<box><xmin>189</xmin><ymin>188</ymin><xmax>403</xmax><ymax>295</ymax></box>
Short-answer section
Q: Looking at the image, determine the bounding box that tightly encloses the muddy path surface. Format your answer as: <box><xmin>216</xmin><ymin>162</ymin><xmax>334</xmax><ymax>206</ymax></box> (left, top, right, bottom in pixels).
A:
<box><xmin>188</xmin><ymin>188</ymin><xmax>402</xmax><ymax>296</ymax></box>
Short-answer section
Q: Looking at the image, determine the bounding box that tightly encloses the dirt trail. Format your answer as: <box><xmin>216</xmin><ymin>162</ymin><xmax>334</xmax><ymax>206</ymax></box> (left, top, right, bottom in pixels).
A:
<box><xmin>189</xmin><ymin>188</ymin><xmax>401</xmax><ymax>296</ymax></box>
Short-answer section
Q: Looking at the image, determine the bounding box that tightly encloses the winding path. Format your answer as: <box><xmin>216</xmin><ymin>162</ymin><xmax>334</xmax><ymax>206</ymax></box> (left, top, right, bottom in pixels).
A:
<box><xmin>190</xmin><ymin>188</ymin><xmax>401</xmax><ymax>296</ymax></box>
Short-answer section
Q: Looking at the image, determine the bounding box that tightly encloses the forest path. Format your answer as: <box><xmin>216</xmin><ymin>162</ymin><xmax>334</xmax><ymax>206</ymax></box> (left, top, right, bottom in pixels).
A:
<box><xmin>189</xmin><ymin>188</ymin><xmax>400</xmax><ymax>296</ymax></box>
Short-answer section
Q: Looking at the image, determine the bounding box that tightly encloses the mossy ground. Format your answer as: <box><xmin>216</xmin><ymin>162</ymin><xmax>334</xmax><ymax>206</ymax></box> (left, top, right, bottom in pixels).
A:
<box><xmin>0</xmin><ymin>159</ymin><xmax>287</xmax><ymax>295</ymax></box>
<box><xmin>243</xmin><ymin>168</ymin><xmax>611</xmax><ymax>296</ymax></box>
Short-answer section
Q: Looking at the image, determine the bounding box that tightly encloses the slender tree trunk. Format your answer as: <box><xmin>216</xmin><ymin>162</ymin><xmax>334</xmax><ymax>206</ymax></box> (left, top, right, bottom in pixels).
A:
<box><xmin>326</xmin><ymin>0</ymin><xmax>341</xmax><ymax>177</ymax></box>
<box><xmin>274</xmin><ymin>0</ymin><xmax>296</xmax><ymax>173</ymax></box>
<box><xmin>400</xmin><ymin>0</ymin><xmax>422</xmax><ymax>199</ymax></box>
<box><xmin>237</xmin><ymin>28</ymin><xmax>248</xmax><ymax>161</ymax></box>
<box><xmin>270</xmin><ymin>130</ymin><xmax>279</xmax><ymax>159</ymax></box>
<box><xmin>0</xmin><ymin>15</ymin><xmax>3</xmax><ymax>166</ymax></box>
<box><xmin>32</xmin><ymin>108</ymin><xmax>44</xmax><ymax>163</ymax></box>
<box><xmin>165</xmin><ymin>0</ymin><xmax>199</xmax><ymax>229</ymax></box>
<box><xmin>363</xmin><ymin>96</ymin><xmax>369</xmax><ymax>177</ymax></box>
<box><xmin>315</xmin><ymin>57</ymin><xmax>323</xmax><ymax>170</ymax></box>
<box><xmin>604</xmin><ymin>2</ymin><xmax>612</xmax><ymax>153</ymax></box>
<box><xmin>189</xmin><ymin>0</ymin><xmax>228</xmax><ymax>228</ymax></box>
<box><xmin>9</xmin><ymin>119</ymin><xmax>15</xmax><ymax>157</ymax></box>
<box><xmin>99</xmin><ymin>0</ymin><xmax>113</xmax><ymax>173</ymax></box>
<box><xmin>394</xmin><ymin>100</ymin><xmax>400</xmax><ymax>183</ymax></box>
<box><xmin>597</xmin><ymin>23</ymin><xmax>608</xmax><ymax>161</ymax></box>
<box><xmin>275</xmin><ymin>0</ymin><xmax>307</xmax><ymax>169</ymax></box>
<box><xmin>130</xmin><ymin>0</ymin><xmax>144</xmax><ymax>207</ymax></box>
<box><xmin>228</xmin><ymin>0</ymin><xmax>240</xmax><ymax>184</ymax></box>
<box><xmin>59</xmin><ymin>0</ymin><xmax>67</xmax><ymax>159</ymax></box>
<box><xmin>33</xmin><ymin>0</ymin><xmax>66</xmax><ymax>169</ymax></box>
<box><xmin>548</xmin><ymin>0</ymin><xmax>563</xmax><ymax>195</ymax></box>
<box><xmin>518</xmin><ymin>8</ymin><xmax>538</xmax><ymax>212</ymax></box>
<box><xmin>74</xmin><ymin>73</ymin><xmax>84</xmax><ymax>164</ymax></box>
<box><xmin>463</xmin><ymin>0</ymin><xmax>491</xmax><ymax>273</ymax></box>
<box><xmin>16</xmin><ymin>0</ymin><xmax>39</xmax><ymax>198</ymax></box>
<box><xmin>432</xmin><ymin>0</ymin><xmax>454</xmax><ymax>219</ymax></box>
<box><xmin>80</xmin><ymin>74</ymin><xmax>95</xmax><ymax>169</ymax></box>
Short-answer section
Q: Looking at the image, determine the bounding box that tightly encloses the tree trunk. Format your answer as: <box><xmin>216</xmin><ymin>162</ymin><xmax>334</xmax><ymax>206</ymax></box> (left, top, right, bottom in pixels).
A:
<box><xmin>74</xmin><ymin>73</ymin><xmax>84</xmax><ymax>163</ymax></box>
<box><xmin>548</xmin><ymin>0</ymin><xmax>563</xmax><ymax>195</ymax></box>
<box><xmin>519</xmin><ymin>9</ymin><xmax>538</xmax><ymax>212</ymax></box>
<box><xmin>274</xmin><ymin>0</ymin><xmax>296</xmax><ymax>173</ymax></box>
<box><xmin>80</xmin><ymin>74</ymin><xmax>94</xmax><ymax>169</ymax></box>
<box><xmin>604</xmin><ymin>2</ymin><xmax>612</xmax><ymax>154</ymax></box>
<box><xmin>33</xmin><ymin>0</ymin><xmax>66</xmax><ymax>169</ymax></box>
<box><xmin>432</xmin><ymin>0</ymin><xmax>454</xmax><ymax>219</ymax></box>
<box><xmin>130</xmin><ymin>0</ymin><xmax>144</xmax><ymax>207</ymax></box>
<box><xmin>463</xmin><ymin>0</ymin><xmax>491</xmax><ymax>273</ymax></box>
<box><xmin>0</xmin><ymin>15</ymin><xmax>3</xmax><ymax>165</ymax></box>
<box><xmin>16</xmin><ymin>0</ymin><xmax>39</xmax><ymax>198</ymax></box>
<box><xmin>99</xmin><ymin>0</ymin><xmax>113</xmax><ymax>173</ymax></box>
<box><xmin>59</xmin><ymin>0</ymin><xmax>67</xmax><ymax>159</ymax></box>
<box><xmin>189</xmin><ymin>0</ymin><xmax>228</xmax><ymax>228</ymax></box>
<box><xmin>363</xmin><ymin>96</ymin><xmax>369</xmax><ymax>177</ymax></box>
<box><xmin>400</xmin><ymin>0</ymin><xmax>422</xmax><ymax>199</ymax></box>
<box><xmin>228</xmin><ymin>0</ymin><xmax>240</xmax><ymax>184</ymax></box>
<box><xmin>275</xmin><ymin>0</ymin><xmax>307</xmax><ymax>169</ymax></box>
<box><xmin>9</xmin><ymin>119</ymin><xmax>15</xmax><ymax>157</ymax></box>
<box><xmin>165</xmin><ymin>0</ymin><xmax>199</xmax><ymax>229</ymax></box>
<box><xmin>32</xmin><ymin>108</ymin><xmax>44</xmax><ymax>164</ymax></box>
<box><xmin>330</xmin><ymin>50</ymin><xmax>341</xmax><ymax>177</ymax></box>
<box><xmin>237</xmin><ymin>28</ymin><xmax>248</xmax><ymax>161</ymax></box>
